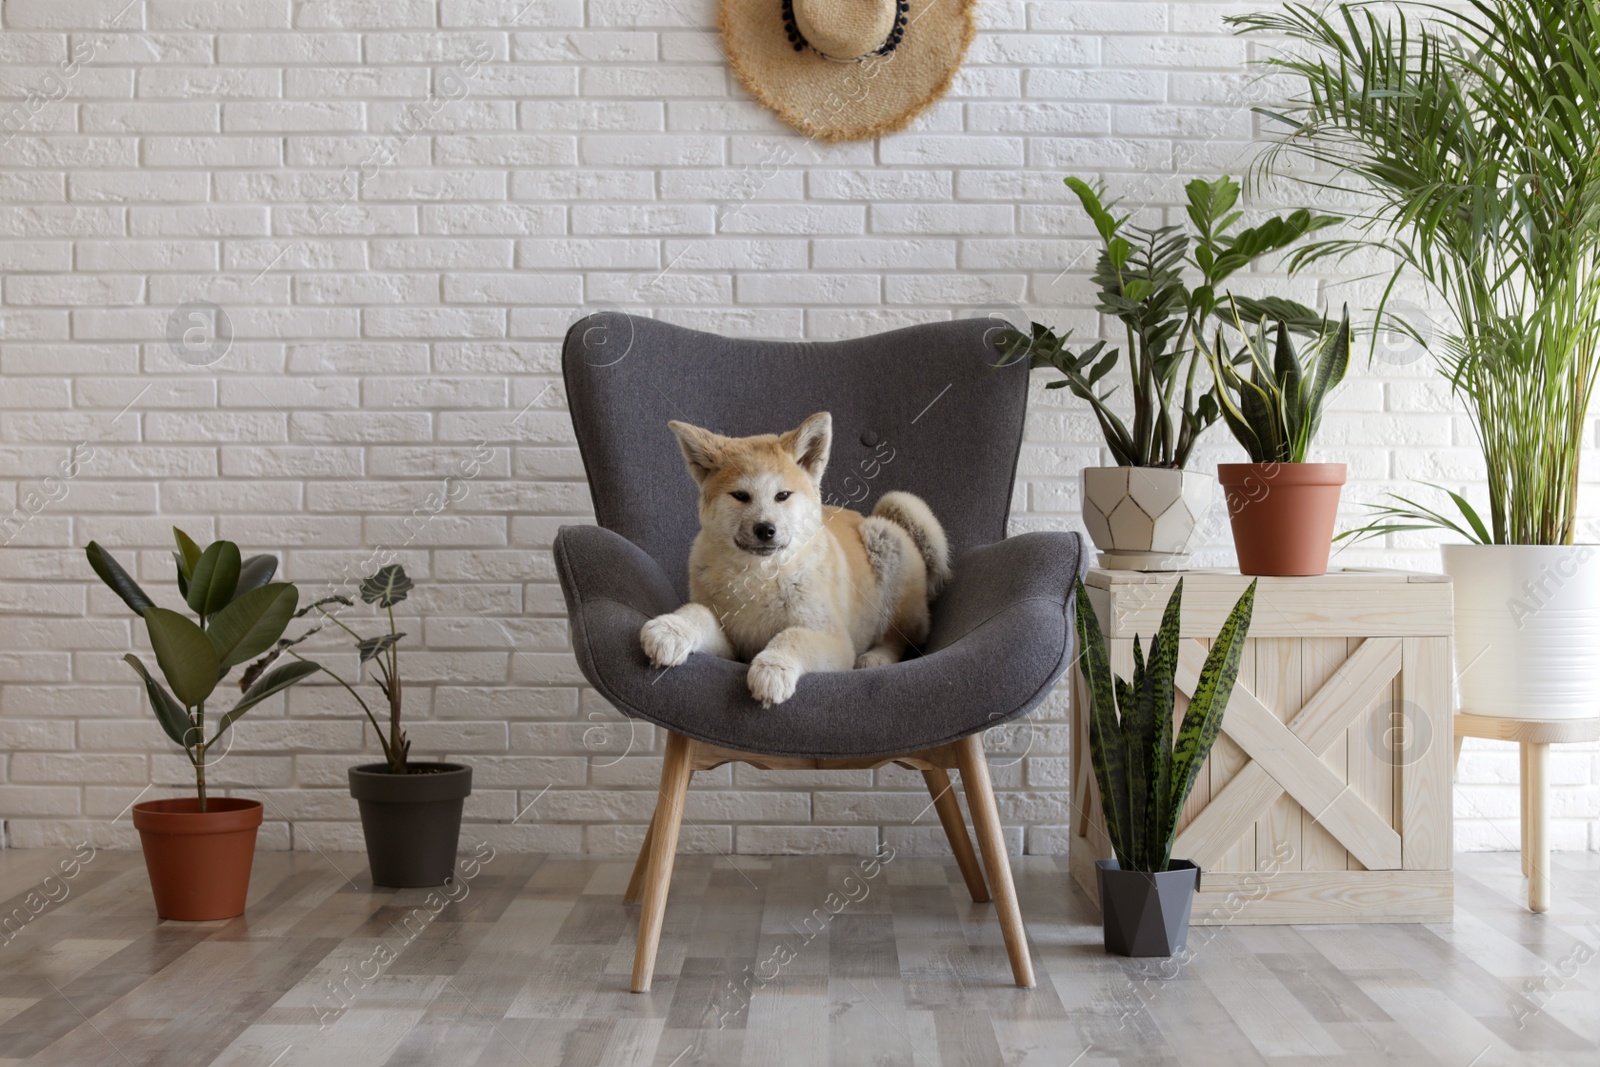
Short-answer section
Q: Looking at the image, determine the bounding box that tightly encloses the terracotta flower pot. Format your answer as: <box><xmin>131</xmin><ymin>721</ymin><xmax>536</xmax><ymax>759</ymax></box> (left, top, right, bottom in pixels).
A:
<box><xmin>348</xmin><ymin>762</ymin><xmax>472</xmax><ymax>887</ymax></box>
<box><xmin>1219</xmin><ymin>462</ymin><xmax>1346</xmax><ymax>576</ymax></box>
<box><xmin>131</xmin><ymin>797</ymin><xmax>263</xmax><ymax>921</ymax></box>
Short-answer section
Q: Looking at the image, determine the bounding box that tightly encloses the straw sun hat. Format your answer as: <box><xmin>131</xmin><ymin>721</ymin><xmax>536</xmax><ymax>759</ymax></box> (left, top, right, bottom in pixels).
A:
<box><xmin>720</xmin><ymin>0</ymin><xmax>978</xmax><ymax>142</ymax></box>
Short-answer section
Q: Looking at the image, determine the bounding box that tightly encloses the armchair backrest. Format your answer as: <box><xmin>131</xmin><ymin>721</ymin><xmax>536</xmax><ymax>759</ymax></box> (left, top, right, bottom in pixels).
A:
<box><xmin>562</xmin><ymin>314</ymin><xmax>1031</xmax><ymax>600</ymax></box>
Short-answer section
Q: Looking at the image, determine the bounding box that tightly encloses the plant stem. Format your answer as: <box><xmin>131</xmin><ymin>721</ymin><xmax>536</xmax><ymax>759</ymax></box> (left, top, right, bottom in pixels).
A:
<box><xmin>195</xmin><ymin>700</ymin><xmax>207</xmax><ymax>813</ymax></box>
<box><xmin>285</xmin><ymin>649</ymin><xmax>395</xmax><ymax>768</ymax></box>
<box><xmin>387</xmin><ymin>604</ymin><xmax>404</xmax><ymax>774</ymax></box>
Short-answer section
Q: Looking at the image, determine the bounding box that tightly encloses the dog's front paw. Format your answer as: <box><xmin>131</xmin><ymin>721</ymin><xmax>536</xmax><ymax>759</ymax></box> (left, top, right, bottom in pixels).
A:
<box><xmin>747</xmin><ymin>651</ymin><xmax>800</xmax><ymax>708</ymax></box>
<box><xmin>641</xmin><ymin>613</ymin><xmax>696</xmax><ymax>668</ymax></box>
<box><xmin>855</xmin><ymin>647</ymin><xmax>898</xmax><ymax>670</ymax></box>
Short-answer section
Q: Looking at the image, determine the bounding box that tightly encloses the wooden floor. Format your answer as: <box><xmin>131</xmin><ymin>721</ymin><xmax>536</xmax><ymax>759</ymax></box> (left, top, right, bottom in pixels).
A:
<box><xmin>0</xmin><ymin>847</ymin><xmax>1595</xmax><ymax>1066</ymax></box>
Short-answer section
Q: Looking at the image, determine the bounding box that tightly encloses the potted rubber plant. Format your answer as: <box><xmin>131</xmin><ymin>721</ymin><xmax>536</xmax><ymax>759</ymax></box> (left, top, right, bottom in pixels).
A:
<box><xmin>1236</xmin><ymin>1</ymin><xmax>1600</xmax><ymax>719</ymax></box>
<box><xmin>87</xmin><ymin>529</ymin><xmax>320</xmax><ymax>920</ymax></box>
<box><xmin>246</xmin><ymin>564</ymin><xmax>471</xmax><ymax>886</ymax></box>
<box><xmin>1206</xmin><ymin>306</ymin><xmax>1353</xmax><ymax>575</ymax></box>
<box><xmin>1074</xmin><ymin>575</ymin><xmax>1257</xmax><ymax>956</ymax></box>
<box><xmin>1001</xmin><ymin>175</ymin><xmax>1337</xmax><ymax>569</ymax></box>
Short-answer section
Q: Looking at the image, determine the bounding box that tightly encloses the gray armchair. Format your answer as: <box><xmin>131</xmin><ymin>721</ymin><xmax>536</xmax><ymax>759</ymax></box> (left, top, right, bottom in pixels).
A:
<box><xmin>554</xmin><ymin>313</ymin><xmax>1084</xmax><ymax>991</ymax></box>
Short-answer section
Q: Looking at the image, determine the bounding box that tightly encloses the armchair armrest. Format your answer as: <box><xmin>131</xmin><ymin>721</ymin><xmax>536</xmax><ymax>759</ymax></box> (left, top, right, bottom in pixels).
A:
<box><xmin>925</xmin><ymin>530</ymin><xmax>1086</xmax><ymax>655</ymax></box>
<box><xmin>554</xmin><ymin>524</ymin><xmax>680</xmax><ymax>624</ymax></box>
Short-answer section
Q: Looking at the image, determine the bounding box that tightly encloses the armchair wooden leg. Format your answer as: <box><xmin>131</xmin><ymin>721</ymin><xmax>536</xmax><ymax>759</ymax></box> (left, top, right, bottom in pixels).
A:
<box><xmin>623</xmin><ymin>810</ymin><xmax>656</xmax><ymax>905</ymax></box>
<box><xmin>632</xmin><ymin>731</ymin><xmax>694</xmax><ymax>993</ymax></box>
<box><xmin>922</xmin><ymin>767</ymin><xmax>990</xmax><ymax>903</ymax></box>
<box><xmin>955</xmin><ymin>734</ymin><xmax>1035</xmax><ymax>988</ymax></box>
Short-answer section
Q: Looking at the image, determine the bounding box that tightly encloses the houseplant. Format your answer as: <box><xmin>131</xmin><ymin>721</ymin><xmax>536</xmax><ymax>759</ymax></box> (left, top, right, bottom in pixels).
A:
<box><xmin>247</xmin><ymin>564</ymin><xmax>472</xmax><ymax>886</ymax></box>
<box><xmin>1001</xmin><ymin>175</ymin><xmax>1336</xmax><ymax>569</ymax></box>
<box><xmin>87</xmin><ymin>529</ymin><xmax>320</xmax><ymax>920</ymax></box>
<box><xmin>1074</xmin><ymin>575</ymin><xmax>1257</xmax><ymax>955</ymax></box>
<box><xmin>1206</xmin><ymin>306</ymin><xmax>1352</xmax><ymax>575</ymax></box>
<box><xmin>1235</xmin><ymin>1</ymin><xmax>1600</xmax><ymax>718</ymax></box>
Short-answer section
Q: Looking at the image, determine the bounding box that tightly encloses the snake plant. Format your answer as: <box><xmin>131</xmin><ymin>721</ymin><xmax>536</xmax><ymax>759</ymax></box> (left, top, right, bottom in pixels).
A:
<box><xmin>87</xmin><ymin>528</ymin><xmax>320</xmax><ymax>812</ymax></box>
<box><xmin>1206</xmin><ymin>306</ymin><xmax>1352</xmax><ymax>464</ymax></box>
<box><xmin>1073</xmin><ymin>576</ymin><xmax>1257</xmax><ymax>873</ymax></box>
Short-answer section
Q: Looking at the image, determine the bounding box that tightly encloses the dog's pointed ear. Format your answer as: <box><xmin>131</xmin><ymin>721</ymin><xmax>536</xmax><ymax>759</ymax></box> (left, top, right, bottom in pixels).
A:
<box><xmin>781</xmin><ymin>412</ymin><xmax>832</xmax><ymax>481</ymax></box>
<box><xmin>668</xmin><ymin>420</ymin><xmax>727</xmax><ymax>485</ymax></box>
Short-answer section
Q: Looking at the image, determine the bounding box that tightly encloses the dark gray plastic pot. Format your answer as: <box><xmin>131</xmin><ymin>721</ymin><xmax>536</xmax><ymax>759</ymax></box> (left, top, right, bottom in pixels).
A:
<box><xmin>348</xmin><ymin>762</ymin><xmax>472</xmax><ymax>888</ymax></box>
<box><xmin>1095</xmin><ymin>858</ymin><xmax>1201</xmax><ymax>957</ymax></box>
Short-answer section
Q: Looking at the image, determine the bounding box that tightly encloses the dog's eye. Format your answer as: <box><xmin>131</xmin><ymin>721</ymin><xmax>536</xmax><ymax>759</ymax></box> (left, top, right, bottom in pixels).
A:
<box><xmin>730</xmin><ymin>491</ymin><xmax>751</xmax><ymax>503</ymax></box>
<box><xmin>774</xmin><ymin>491</ymin><xmax>791</xmax><ymax>502</ymax></box>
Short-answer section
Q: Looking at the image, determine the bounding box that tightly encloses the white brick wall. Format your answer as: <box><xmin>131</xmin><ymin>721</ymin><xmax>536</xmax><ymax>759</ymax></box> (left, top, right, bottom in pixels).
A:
<box><xmin>1</xmin><ymin>0</ymin><xmax>1596</xmax><ymax>857</ymax></box>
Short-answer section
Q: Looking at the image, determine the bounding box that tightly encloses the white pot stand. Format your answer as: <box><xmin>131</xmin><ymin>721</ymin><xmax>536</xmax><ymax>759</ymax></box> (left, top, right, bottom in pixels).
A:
<box><xmin>1453</xmin><ymin>713</ymin><xmax>1600</xmax><ymax>912</ymax></box>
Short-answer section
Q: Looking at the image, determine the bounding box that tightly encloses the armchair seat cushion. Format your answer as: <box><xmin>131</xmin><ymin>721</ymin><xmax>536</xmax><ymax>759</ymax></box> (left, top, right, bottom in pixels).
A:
<box><xmin>556</xmin><ymin>524</ymin><xmax>1084</xmax><ymax>760</ymax></box>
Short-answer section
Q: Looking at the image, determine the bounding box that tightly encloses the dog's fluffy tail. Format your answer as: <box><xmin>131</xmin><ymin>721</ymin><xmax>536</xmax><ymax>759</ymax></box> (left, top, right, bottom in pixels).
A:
<box><xmin>872</xmin><ymin>491</ymin><xmax>952</xmax><ymax>598</ymax></box>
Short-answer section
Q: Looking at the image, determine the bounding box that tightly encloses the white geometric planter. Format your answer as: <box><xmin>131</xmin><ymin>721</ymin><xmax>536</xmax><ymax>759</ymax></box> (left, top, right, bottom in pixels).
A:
<box><xmin>1441</xmin><ymin>543</ymin><xmax>1600</xmax><ymax>720</ymax></box>
<box><xmin>1081</xmin><ymin>467</ymin><xmax>1213</xmax><ymax>571</ymax></box>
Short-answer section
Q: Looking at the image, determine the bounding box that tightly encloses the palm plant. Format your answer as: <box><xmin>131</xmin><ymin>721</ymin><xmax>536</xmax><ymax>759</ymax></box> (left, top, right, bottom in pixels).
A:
<box><xmin>87</xmin><ymin>529</ymin><xmax>321</xmax><ymax>811</ymax></box>
<box><xmin>244</xmin><ymin>564</ymin><xmax>416</xmax><ymax>774</ymax></box>
<box><xmin>1000</xmin><ymin>176</ymin><xmax>1338</xmax><ymax>468</ymax></box>
<box><xmin>1232</xmin><ymin>1</ymin><xmax>1600</xmax><ymax>545</ymax></box>
<box><xmin>1073</xmin><ymin>577</ymin><xmax>1257</xmax><ymax>873</ymax></box>
<box><xmin>1206</xmin><ymin>305</ymin><xmax>1353</xmax><ymax>463</ymax></box>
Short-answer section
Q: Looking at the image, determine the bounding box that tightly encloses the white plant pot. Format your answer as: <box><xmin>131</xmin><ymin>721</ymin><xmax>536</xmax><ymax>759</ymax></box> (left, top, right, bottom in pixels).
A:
<box><xmin>1441</xmin><ymin>543</ymin><xmax>1600</xmax><ymax>720</ymax></box>
<box><xmin>1081</xmin><ymin>467</ymin><xmax>1213</xmax><ymax>571</ymax></box>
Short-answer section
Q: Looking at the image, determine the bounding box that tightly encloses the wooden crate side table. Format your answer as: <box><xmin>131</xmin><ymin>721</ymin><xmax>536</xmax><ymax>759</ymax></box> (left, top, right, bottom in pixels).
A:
<box><xmin>1069</xmin><ymin>568</ymin><xmax>1456</xmax><ymax>924</ymax></box>
<box><xmin>1453</xmin><ymin>713</ymin><xmax>1600</xmax><ymax>913</ymax></box>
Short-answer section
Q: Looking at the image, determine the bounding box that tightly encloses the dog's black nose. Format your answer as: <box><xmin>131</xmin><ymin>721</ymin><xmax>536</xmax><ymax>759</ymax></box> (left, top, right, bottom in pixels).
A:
<box><xmin>753</xmin><ymin>522</ymin><xmax>776</xmax><ymax>542</ymax></box>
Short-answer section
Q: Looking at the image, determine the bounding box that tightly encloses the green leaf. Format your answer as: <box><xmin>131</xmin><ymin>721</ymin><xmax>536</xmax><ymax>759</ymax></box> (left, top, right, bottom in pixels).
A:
<box><xmin>238</xmin><ymin>620</ymin><xmax>328</xmax><ymax>692</ymax></box>
<box><xmin>359</xmin><ymin>564</ymin><xmax>413</xmax><ymax>607</ymax></box>
<box><xmin>86</xmin><ymin>542</ymin><xmax>154</xmax><ymax>617</ymax></box>
<box><xmin>358</xmin><ymin>632</ymin><xmax>405</xmax><ymax>663</ymax></box>
<box><xmin>294</xmin><ymin>594</ymin><xmax>353</xmax><ymax>619</ymax></box>
<box><xmin>233</xmin><ymin>554</ymin><xmax>279</xmax><ymax>600</ymax></box>
<box><xmin>144</xmin><ymin>606</ymin><xmax>221</xmax><ymax>707</ymax></box>
<box><xmin>1304</xmin><ymin>307</ymin><xmax>1351</xmax><ymax>441</ymax></box>
<box><xmin>1074</xmin><ymin>580</ymin><xmax>1132</xmax><ymax>868</ymax></box>
<box><xmin>1166</xmin><ymin>580</ymin><xmax>1257</xmax><ymax>857</ymax></box>
<box><xmin>172</xmin><ymin>527</ymin><xmax>202</xmax><ymax>580</ymax></box>
<box><xmin>122</xmin><ymin>653</ymin><xmax>197</xmax><ymax>751</ymax></box>
<box><xmin>1145</xmin><ymin>581</ymin><xmax>1182</xmax><ymax>868</ymax></box>
<box><xmin>171</xmin><ymin>553</ymin><xmax>190</xmax><ymax>600</ymax></box>
<box><xmin>1274</xmin><ymin>322</ymin><xmax>1306</xmax><ymax>456</ymax></box>
<box><xmin>186</xmin><ymin>540</ymin><xmax>241</xmax><ymax>616</ymax></box>
<box><xmin>1125</xmin><ymin>635</ymin><xmax>1152</xmax><ymax>866</ymax></box>
<box><xmin>1237</xmin><ymin>375</ymin><xmax>1286</xmax><ymax>463</ymax></box>
<box><xmin>212</xmin><ymin>659</ymin><xmax>320</xmax><ymax>744</ymax></box>
<box><xmin>205</xmin><ymin>582</ymin><xmax>299</xmax><ymax>669</ymax></box>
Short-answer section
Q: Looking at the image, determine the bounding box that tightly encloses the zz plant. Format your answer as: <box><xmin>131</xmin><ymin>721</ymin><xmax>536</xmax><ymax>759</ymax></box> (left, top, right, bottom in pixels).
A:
<box><xmin>245</xmin><ymin>564</ymin><xmax>416</xmax><ymax>774</ymax></box>
<box><xmin>1073</xmin><ymin>577</ymin><xmax>1257</xmax><ymax>873</ymax></box>
<box><xmin>87</xmin><ymin>529</ymin><xmax>321</xmax><ymax>812</ymax></box>
<box><xmin>1000</xmin><ymin>176</ymin><xmax>1338</xmax><ymax>468</ymax></box>
<box><xmin>1206</xmin><ymin>306</ymin><xmax>1352</xmax><ymax>464</ymax></box>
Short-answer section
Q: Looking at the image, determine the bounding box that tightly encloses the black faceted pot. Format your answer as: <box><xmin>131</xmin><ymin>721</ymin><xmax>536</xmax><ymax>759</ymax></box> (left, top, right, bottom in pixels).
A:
<box><xmin>348</xmin><ymin>762</ymin><xmax>472</xmax><ymax>887</ymax></box>
<box><xmin>1095</xmin><ymin>858</ymin><xmax>1201</xmax><ymax>957</ymax></box>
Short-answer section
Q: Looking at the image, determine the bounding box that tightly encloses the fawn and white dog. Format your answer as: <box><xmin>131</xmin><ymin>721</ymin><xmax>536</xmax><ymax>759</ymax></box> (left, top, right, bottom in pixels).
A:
<box><xmin>639</xmin><ymin>412</ymin><xmax>951</xmax><ymax>707</ymax></box>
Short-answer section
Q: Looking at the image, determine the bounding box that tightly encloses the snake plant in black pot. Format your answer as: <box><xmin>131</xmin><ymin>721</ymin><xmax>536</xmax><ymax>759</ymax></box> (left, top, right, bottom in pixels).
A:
<box><xmin>1205</xmin><ymin>305</ymin><xmax>1352</xmax><ymax>576</ymax></box>
<box><xmin>1074</xmin><ymin>575</ymin><xmax>1257</xmax><ymax>955</ymax></box>
<box><xmin>247</xmin><ymin>563</ymin><xmax>471</xmax><ymax>887</ymax></box>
